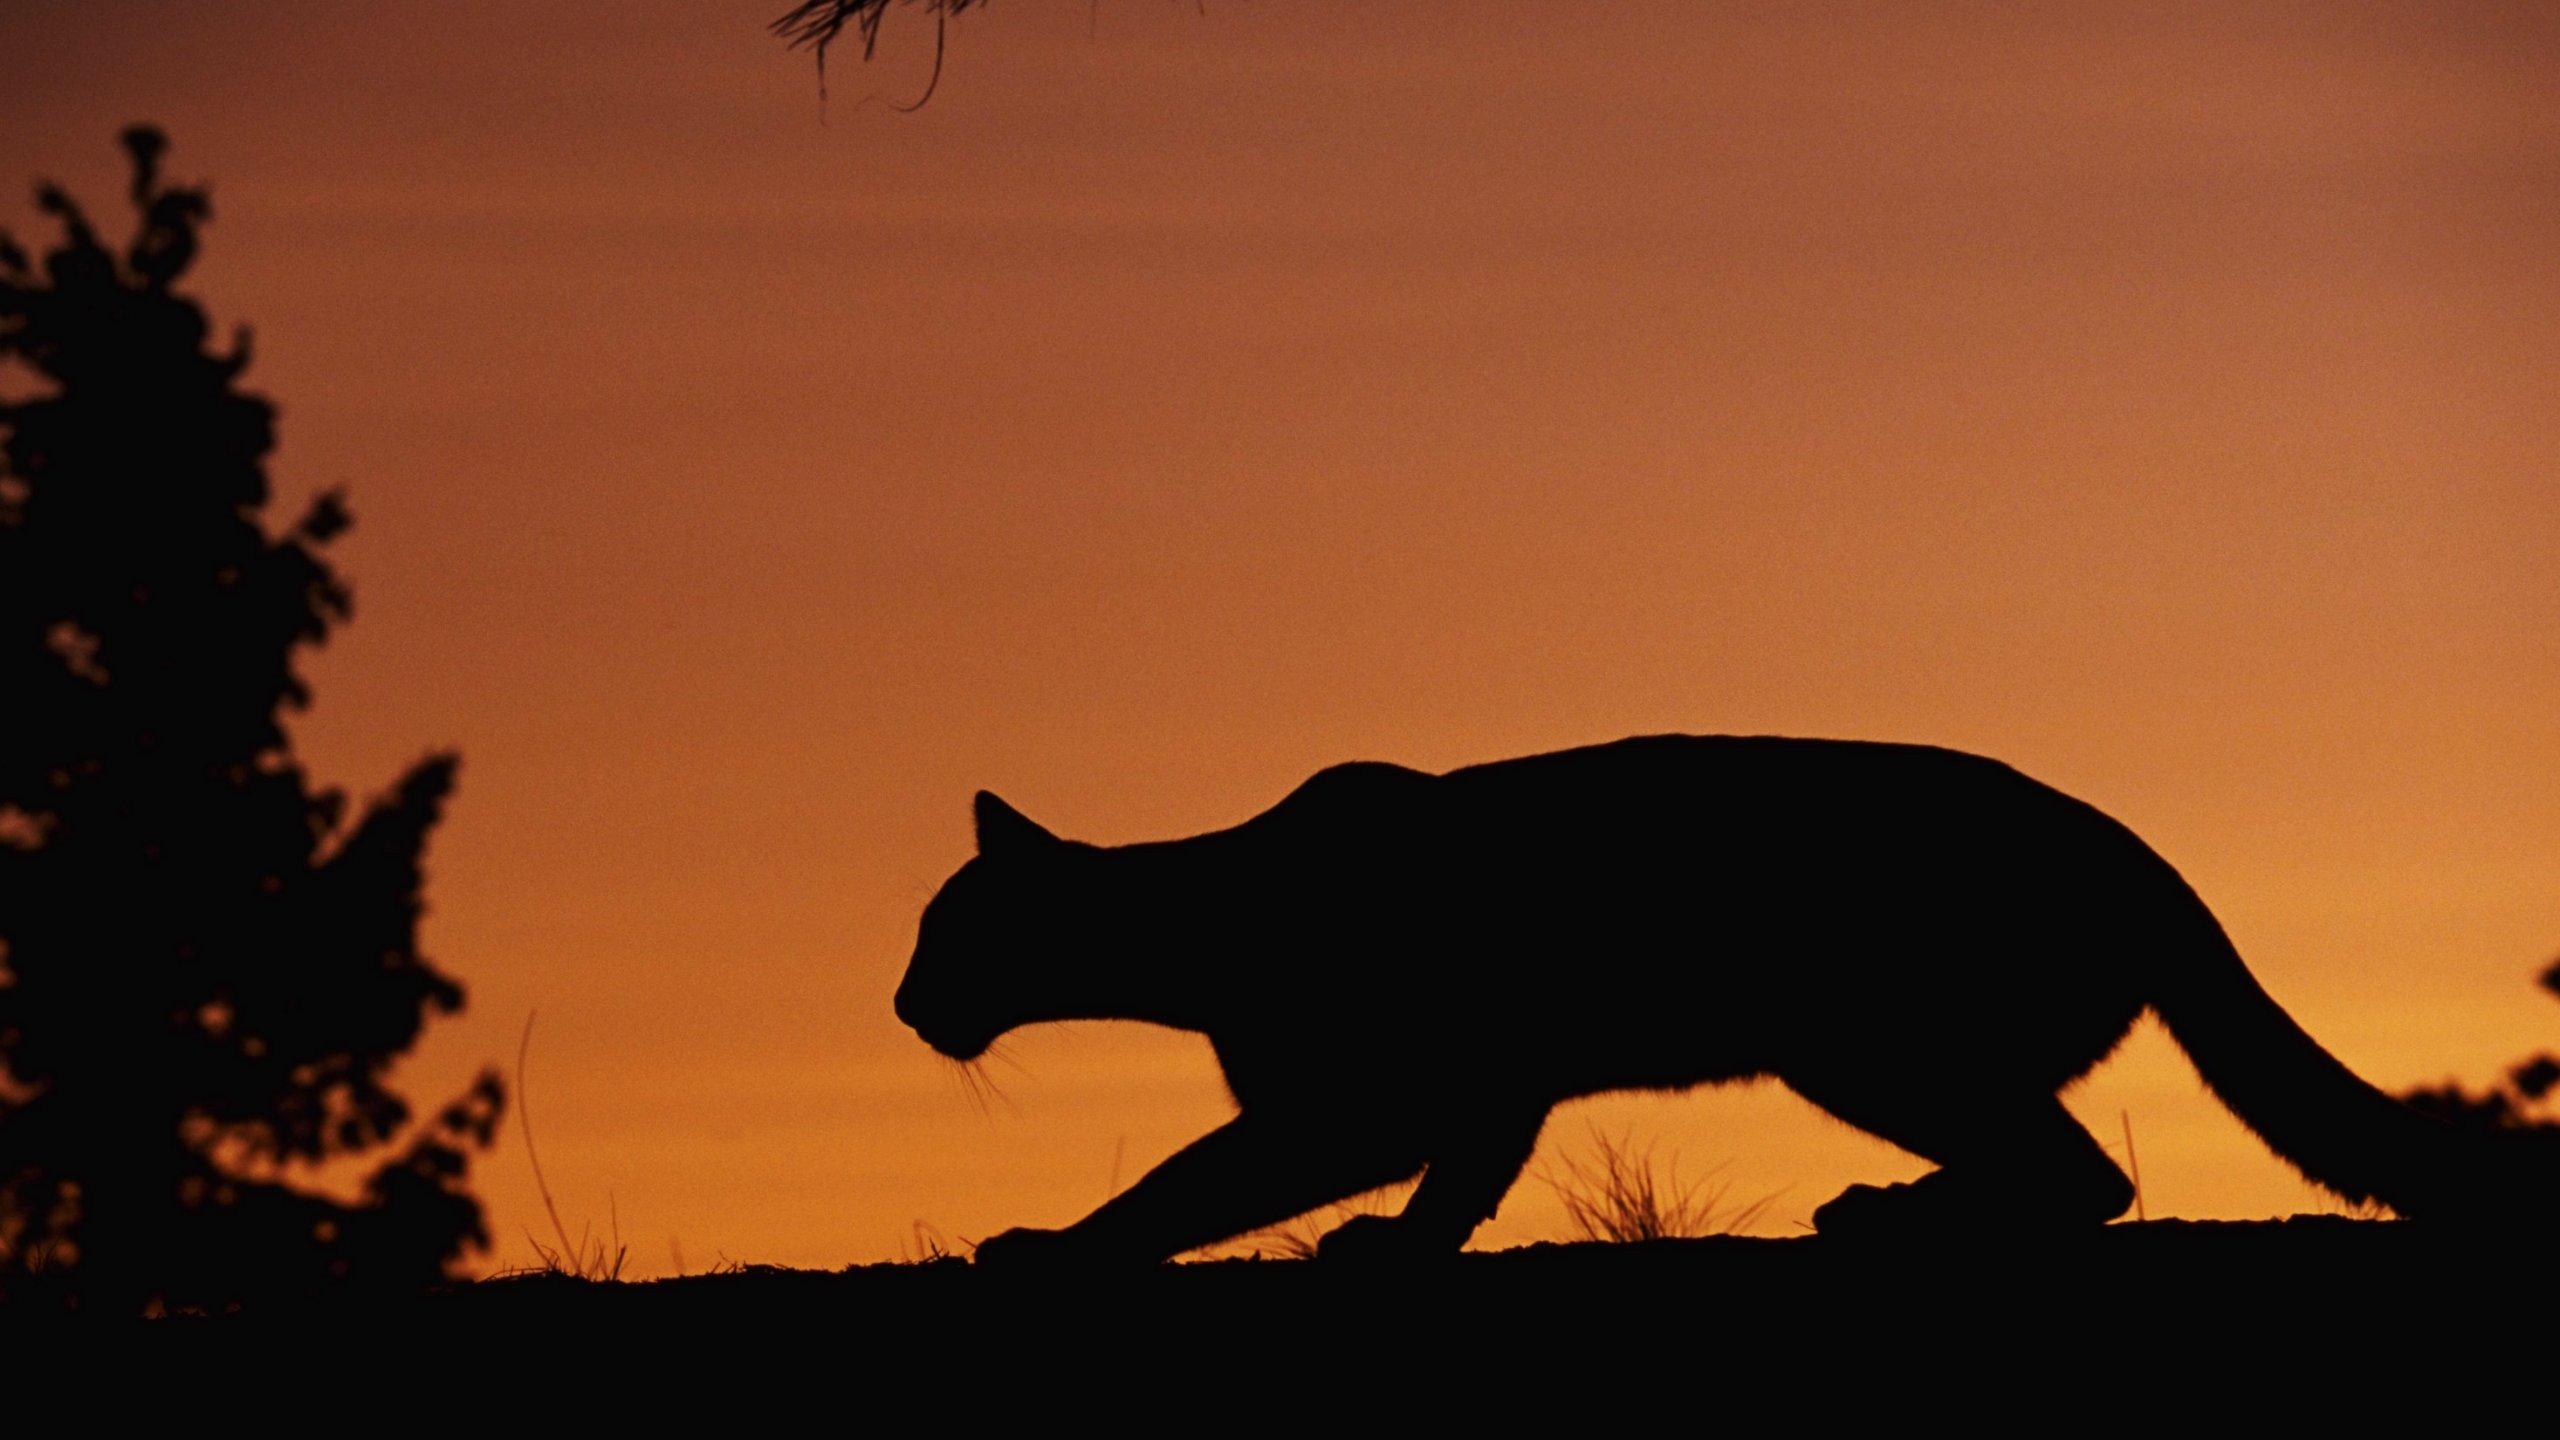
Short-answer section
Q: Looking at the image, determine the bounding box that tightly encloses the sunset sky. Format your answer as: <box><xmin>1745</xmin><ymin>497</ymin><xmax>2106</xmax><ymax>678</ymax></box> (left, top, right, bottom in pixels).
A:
<box><xmin>4</xmin><ymin>1</ymin><xmax>2554</xmax><ymax>1272</ymax></box>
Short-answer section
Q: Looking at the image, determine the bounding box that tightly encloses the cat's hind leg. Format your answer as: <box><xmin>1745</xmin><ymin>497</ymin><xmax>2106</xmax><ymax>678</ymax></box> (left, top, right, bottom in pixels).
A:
<box><xmin>1783</xmin><ymin>1075</ymin><xmax>2135</xmax><ymax>1237</ymax></box>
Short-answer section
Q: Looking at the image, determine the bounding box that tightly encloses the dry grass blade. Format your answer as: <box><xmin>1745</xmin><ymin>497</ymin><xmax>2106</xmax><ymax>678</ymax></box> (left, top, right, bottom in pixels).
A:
<box><xmin>515</xmin><ymin>1012</ymin><xmax>580</xmax><ymax>1270</ymax></box>
<box><xmin>511</xmin><ymin>1011</ymin><xmax>628</xmax><ymax>1281</ymax></box>
<box><xmin>2119</xmin><ymin>1109</ymin><xmax>2147</xmax><ymax>1222</ymax></box>
<box><xmin>1235</xmin><ymin>1183</ymin><xmax>1416</xmax><ymax>1261</ymax></box>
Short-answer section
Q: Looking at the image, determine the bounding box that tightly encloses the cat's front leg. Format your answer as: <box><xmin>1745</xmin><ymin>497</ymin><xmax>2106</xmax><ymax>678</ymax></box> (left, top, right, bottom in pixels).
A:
<box><xmin>975</xmin><ymin>1113</ymin><xmax>1424</xmax><ymax>1268</ymax></box>
<box><xmin>1317</xmin><ymin>1105</ymin><xmax>1550</xmax><ymax>1264</ymax></box>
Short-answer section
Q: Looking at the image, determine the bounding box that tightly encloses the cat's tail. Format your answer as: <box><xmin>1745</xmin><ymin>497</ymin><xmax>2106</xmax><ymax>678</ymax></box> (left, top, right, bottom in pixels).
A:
<box><xmin>2147</xmin><ymin>876</ymin><xmax>2551</xmax><ymax>1222</ymax></box>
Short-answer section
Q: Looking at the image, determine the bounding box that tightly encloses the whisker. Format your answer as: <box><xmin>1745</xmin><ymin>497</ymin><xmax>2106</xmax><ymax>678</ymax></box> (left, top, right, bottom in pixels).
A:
<box><xmin>942</xmin><ymin>1054</ymin><xmax>989</xmax><ymax>1116</ymax></box>
<box><xmin>962</xmin><ymin>1056</ymin><xmax>1017</xmax><ymax>1114</ymax></box>
<box><xmin>983</xmin><ymin>1037</ymin><xmax>1031</xmax><ymax>1081</ymax></box>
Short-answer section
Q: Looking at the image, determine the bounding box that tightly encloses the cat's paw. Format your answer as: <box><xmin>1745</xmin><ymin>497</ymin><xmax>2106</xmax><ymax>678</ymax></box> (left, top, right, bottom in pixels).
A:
<box><xmin>1812</xmin><ymin>1177</ymin><xmax>1986</xmax><ymax>1239</ymax></box>
<box><xmin>1810</xmin><ymin>1182</ymin><xmax>1910</xmax><ymax>1239</ymax></box>
<box><xmin>1315</xmin><ymin>1213</ymin><xmax>1450</xmax><ymax>1267</ymax></box>
<box><xmin>971</xmin><ymin>1226</ymin><xmax>1102</xmax><ymax>1271</ymax></box>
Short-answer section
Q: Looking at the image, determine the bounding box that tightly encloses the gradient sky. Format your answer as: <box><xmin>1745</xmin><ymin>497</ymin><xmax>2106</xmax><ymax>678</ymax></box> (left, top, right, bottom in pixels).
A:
<box><xmin>4</xmin><ymin>1</ymin><xmax>2555</xmax><ymax>1272</ymax></box>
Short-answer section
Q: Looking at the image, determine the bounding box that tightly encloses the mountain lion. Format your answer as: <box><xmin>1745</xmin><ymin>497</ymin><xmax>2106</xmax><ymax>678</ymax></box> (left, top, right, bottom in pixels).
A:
<box><xmin>895</xmin><ymin>735</ymin><xmax>2537</xmax><ymax>1264</ymax></box>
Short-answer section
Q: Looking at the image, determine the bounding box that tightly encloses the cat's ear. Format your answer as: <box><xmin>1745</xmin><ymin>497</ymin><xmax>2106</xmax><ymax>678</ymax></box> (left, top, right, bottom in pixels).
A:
<box><xmin>974</xmin><ymin>790</ymin><xmax>1059</xmax><ymax>856</ymax></box>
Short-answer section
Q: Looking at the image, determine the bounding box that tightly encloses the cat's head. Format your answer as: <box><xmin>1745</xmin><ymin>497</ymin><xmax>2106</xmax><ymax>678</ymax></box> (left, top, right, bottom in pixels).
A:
<box><xmin>895</xmin><ymin>790</ymin><xmax>1088</xmax><ymax>1060</ymax></box>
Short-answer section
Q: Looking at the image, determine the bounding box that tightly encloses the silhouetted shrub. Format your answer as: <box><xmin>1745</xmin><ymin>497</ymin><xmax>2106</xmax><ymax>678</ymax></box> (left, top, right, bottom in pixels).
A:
<box><xmin>0</xmin><ymin>128</ymin><xmax>502</xmax><ymax>1314</ymax></box>
<box><xmin>2399</xmin><ymin>958</ymin><xmax>2560</xmax><ymax>1137</ymax></box>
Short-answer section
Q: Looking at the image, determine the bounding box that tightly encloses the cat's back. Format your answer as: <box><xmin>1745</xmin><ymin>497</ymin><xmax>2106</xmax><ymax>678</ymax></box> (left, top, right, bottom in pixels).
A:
<box><xmin>1435</xmin><ymin>733</ymin><xmax>2055</xmax><ymax>835</ymax></box>
<box><xmin>1228</xmin><ymin>733</ymin><xmax>2136</xmax><ymax>923</ymax></box>
<box><xmin>1424</xmin><ymin>734</ymin><xmax>2151</xmax><ymax>939</ymax></box>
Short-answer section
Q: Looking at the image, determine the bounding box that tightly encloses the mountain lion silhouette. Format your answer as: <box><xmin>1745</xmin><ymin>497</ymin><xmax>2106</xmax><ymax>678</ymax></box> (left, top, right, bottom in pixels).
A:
<box><xmin>896</xmin><ymin>735</ymin><xmax>2541</xmax><ymax>1264</ymax></box>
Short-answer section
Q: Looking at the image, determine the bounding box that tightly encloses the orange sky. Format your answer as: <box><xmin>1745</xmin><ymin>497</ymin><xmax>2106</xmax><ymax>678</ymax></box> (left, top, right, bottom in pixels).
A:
<box><xmin>4</xmin><ymin>1</ymin><xmax>2556</xmax><ymax>1271</ymax></box>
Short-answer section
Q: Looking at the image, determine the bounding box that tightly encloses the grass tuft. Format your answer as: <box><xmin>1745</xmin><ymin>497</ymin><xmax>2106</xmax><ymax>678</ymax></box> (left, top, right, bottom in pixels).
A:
<box><xmin>517</xmin><ymin>1202</ymin><xmax>629</xmax><ymax>1283</ymax></box>
<box><xmin>1541</xmin><ymin>1125</ymin><xmax>1776</xmax><ymax>1243</ymax></box>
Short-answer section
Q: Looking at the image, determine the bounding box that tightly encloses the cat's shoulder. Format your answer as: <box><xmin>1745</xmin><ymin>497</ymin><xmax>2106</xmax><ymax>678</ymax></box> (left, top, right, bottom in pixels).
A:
<box><xmin>1267</xmin><ymin>759</ymin><xmax>1439</xmax><ymax>815</ymax></box>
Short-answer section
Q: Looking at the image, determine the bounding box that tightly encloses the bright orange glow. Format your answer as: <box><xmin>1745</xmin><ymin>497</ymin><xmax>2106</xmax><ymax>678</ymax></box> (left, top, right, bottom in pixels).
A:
<box><xmin>4</xmin><ymin>2</ymin><xmax>2555</xmax><ymax>1270</ymax></box>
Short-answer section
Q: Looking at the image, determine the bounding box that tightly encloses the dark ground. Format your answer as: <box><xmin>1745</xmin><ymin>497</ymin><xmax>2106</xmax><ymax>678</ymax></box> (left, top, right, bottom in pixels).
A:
<box><xmin>22</xmin><ymin>1219</ymin><xmax>2552</xmax><ymax>1422</ymax></box>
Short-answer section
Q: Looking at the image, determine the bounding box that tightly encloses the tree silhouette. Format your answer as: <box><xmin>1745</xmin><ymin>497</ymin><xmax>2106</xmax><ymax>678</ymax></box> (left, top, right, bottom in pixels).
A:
<box><xmin>0</xmin><ymin>129</ymin><xmax>502</xmax><ymax>1314</ymax></box>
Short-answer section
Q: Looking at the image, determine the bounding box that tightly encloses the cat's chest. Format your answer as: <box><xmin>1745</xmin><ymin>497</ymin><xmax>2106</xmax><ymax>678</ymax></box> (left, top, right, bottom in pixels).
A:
<box><xmin>1206</xmin><ymin>1010</ymin><xmax>1496</xmax><ymax>1113</ymax></box>
<box><xmin>1207</xmin><ymin>1021</ymin><xmax>1368</xmax><ymax>1098</ymax></box>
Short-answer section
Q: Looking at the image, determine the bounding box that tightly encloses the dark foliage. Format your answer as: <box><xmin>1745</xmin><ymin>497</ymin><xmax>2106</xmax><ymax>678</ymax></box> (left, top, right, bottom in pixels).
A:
<box><xmin>771</xmin><ymin>0</ymin><xmax>983</xmax><ymax>63</ymax></box>
<box><xmin>0</xmin><ymin>129</ymin><xmax>502</xmax><ymax>1313</ymax></box>
<box><xmin>2399</xmin><ymin>958</ymin><xmax>2560</xmax><ymax>1136</ymax></box>
<box><xmin>772</xmin><ymin>0</ymin><xmax>981</xmax><ymax>106</ymax></box>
